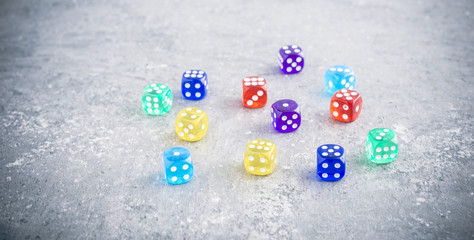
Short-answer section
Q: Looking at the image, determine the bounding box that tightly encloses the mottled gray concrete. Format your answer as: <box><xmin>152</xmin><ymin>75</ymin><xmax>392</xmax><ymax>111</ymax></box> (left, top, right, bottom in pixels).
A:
<box><xmin>1</xmin><ymin>0</ymin><xmax>473</xmax><ymax>239</ymax></box>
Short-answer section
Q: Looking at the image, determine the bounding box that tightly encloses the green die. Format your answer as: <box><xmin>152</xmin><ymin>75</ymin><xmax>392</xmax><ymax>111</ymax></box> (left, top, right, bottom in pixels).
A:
<box><xmin>142</xmin><ymin>83</ymin><xmax>172</xmax><ymax>115</ymax></box>
<box><xmin>366</xmin><ymin>128</ymin><xmax>398</xmax><ymax>164</ymax></box>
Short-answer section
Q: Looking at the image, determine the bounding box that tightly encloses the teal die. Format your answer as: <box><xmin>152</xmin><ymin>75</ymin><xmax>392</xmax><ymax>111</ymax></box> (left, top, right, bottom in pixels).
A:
<box><xmin>142</xmin><ymin>83</ymin><xmax>172</xmax><ymax>115</ymax></box>
<box><xmin>366</xmin><ymin>128</ymin><xmax>398</xmax><ymax>164</ymax></box>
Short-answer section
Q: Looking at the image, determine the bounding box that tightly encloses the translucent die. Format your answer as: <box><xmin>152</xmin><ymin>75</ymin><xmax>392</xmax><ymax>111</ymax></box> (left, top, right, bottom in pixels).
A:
<box><xmin>324</xmin><ymin>65</ymin><xmax>356</xmax><ymax>94</ymax></box>
<box><xmin>366</xmin><ymin>128</ymin><xmax>398</xmax><ymax>164</ymax></box>
<box><xmin>142</xmin><ymin>84</ymin><xmax>172</xmax><ymax>115</ymax></box>
<box><xmin>330</xmin><ymin>89</ymin><xmax>363</xmax><ymax>122</ymax></box>
<box><xmin>271</xmin><ymin>99</ymin><xmax>301</xmax><ymax>133</ymax></box>
<box><xmin>244</xmin><ymin>139</ymin><xmax>277</xmax><ymax>176</ymax></box>
<box><xmin>163</xmin><ymin>147</ymin><xmax>193</xmax><ymax>185</ymax></box>
<box><xmin>317</xmin><ymin>144</ymin><xmax>346</xmax><ymax>181</ymax></box>
<box><xmin>278</xmin><ymin>45</ymin><xmax>304</xmax><ymax>74</ymax></box>
<box><xmin>181</xmin><ymin>70</ymin><xmax>208</xmax><ymax>100</ymax></box>
<box><xmin>175</xmin><ymin>107</ymin><xmax>208</xmax><ymax>142</ymax></box>
<box><xmin>242</xmin><ymin>76</ymin><xmax>267</xmax><ymax>108</ymax></box>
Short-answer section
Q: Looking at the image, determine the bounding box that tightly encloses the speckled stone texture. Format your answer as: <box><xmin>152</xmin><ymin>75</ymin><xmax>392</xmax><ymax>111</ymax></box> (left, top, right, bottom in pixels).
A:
<box><xmin>1</xmin><ymin>0</ymin><xmax>473</xmax><ymax>239</ymax></box>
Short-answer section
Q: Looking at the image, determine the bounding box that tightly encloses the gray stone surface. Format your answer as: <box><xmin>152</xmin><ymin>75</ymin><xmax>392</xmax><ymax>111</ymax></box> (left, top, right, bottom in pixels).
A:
<box><xmin>1</xmin><ymin>0</ymin><xmax>473</xmax><ymax>239</ymax></box>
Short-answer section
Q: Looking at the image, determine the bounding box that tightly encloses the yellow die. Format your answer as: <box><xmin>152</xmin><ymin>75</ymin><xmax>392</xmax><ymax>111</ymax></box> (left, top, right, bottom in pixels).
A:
<box><xmin>244</xmin><ymin>139</ymin><xmax>277</xmax><ymax>176</ymax></box>
<box><xmin>175</xmin><ymin>107</ymin><xmax>208</xmax><ymax>142</ymax></box>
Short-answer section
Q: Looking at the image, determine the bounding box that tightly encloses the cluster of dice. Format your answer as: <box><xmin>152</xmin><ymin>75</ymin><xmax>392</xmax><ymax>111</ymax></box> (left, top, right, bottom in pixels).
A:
<box><xmin>143</xmin><ymin>45</ymin><xmax>399</xmax><ymax>185</ymax></box>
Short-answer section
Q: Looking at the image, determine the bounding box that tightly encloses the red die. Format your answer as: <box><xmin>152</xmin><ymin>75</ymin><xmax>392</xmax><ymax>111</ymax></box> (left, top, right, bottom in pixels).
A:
<box><xmin>330</xmin><ymin>89</ymin><xmax>362</xmax><ymax>122</ymax></box>
<box><xmin>242</xmin><ymin>76</ymin><xmax>267</xmax><ymax>108</ymax></box>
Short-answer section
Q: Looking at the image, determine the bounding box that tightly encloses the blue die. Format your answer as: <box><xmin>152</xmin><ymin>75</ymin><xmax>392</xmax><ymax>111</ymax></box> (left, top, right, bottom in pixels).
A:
<box><xmin>317</xmin><ymin>144</ymin><xmax>345</xmax><ymax>181</ymax></box>
<box><xmin>181</xmin><ymin>70</ymin><xmax>208</xmax><ymax>100</ymax></box>
<box><xmin>324</xmin><ymin>65</ymin><xmax>356</xmax><ymax>94</ymax></box>
<box><xmin>162</xmin><ymin>147</ymin><xmax>193</xmax><ymax>185</ymax></box>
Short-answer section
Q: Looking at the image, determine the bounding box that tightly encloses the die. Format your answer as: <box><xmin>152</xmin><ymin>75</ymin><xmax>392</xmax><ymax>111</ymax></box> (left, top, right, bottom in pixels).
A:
<box><xmin>317</xmin><ymin>144</ymin><xmax>345</xmax><ymax>181</ymax></box>
<box><xmin>324</xmin><ymin>65</ymin><xmax>356</xmax><ymax>94</ymax></box>
<box><xmin>271</xmin><ymin>99</ymin><xmax>301</xmax><ymax>133</ymax></box>
<box><xmin>244</xmin><ymin>139</ymin><xmax>277</xmax><ymax>176</ymax></box>
<box><xmin>142</xmin><ymin>83</ymin><xmax>172</xmax><ymax>115</ymax></box>
<box><xmin>242</xmin><ymin>76</ymin><xmax>267</xmax><ymax>108</ymax></box>
<box><xmin>163</xmin><ymin>147</ymin><xmax>193</xmax><ymax>185</ymax></box>
<box><xmin>366</xmin><ymin>128</ymin><xmax>398</xmax><ymax>164</ymax></box>
<box><xmin>175</xmin><ymin>107</ymin><xmax>208</xmax><ymax>142</ymax></box>
<box><xmin>182</xmin><ymin>70</ymin><xmax>208</xmax><ymax>100</ymax></box>
<box><xmin>330</xmin><ymin>89</ymin><xmax>363</xmax><ymax>122</ymax></box>
<box><xmin>278</xmin><ymin>45</ymin><xmax>304</xmax><ymax>74</ymax></box>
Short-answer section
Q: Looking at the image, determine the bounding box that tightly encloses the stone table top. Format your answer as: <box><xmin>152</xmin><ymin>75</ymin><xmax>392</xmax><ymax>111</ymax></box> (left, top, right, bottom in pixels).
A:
<box><xmin>1</xmin><ymin>0</ymin><xmax>473</xmax><ymax>239</ymax></box>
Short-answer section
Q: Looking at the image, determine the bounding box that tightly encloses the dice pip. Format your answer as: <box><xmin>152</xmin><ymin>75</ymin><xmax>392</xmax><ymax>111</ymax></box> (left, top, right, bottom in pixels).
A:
<box><xmin>330</xmin><ymin>89</ymin><xmax>362</xmax><ymax>122</ymax></box>
<box><xmin>242</xmin><ymin>76</ymin><xmax>267</xmax><ymax>108</ymax></box>
<box><xmin>244</xmin><ymin>139</ymin><xmax>277</xmax><ymax>176</ymax></box>
<box><xmin>182</xmin><ymin>70</ymin><xmax>208</xmax><ymax>100</ymax></box>
<box><xmin>324</xmin><ymin>65</ymin><xmax>356</xmax><ymax>94</ymax></box>
<box><xmin>142</xmin><ymin>83</ymin><xmax>172</xmax><ymax>115</ymax></box>
<box><xmin>317</xmin><ymin>144</ymin><xmax>345</xmax><ymax>181</ymax></box>
<box><xmin>163</xmin><ymin>147</ymin><xmax>193</xmax><ymax>185</ymax></box>
<box><xmin>175</xmin><ymin>107</ymin><xmax>208</xmax><ymax>142</ymax></box>
<box><xmin>366</xmin><ymin>128</ymin><xmax>398</xmax><ymax>164</ymax></box>
<box><xmin>278</xmin><ymin>45</ymin><xmax>304</xmax><ymax>74</ymax></box>
<box><xmin>271</xmin><ymin>99</ymin><xmax>301</xmax><ymax>133</ymax></box>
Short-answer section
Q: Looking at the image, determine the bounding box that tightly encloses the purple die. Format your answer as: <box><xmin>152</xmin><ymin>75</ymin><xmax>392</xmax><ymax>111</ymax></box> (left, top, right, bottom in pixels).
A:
<box><xmin>271</xmin><ymin>99</ymin><xmax>301</xmax><ymax>133</ymax></box>
<box><xmin>278</xmin><ymin>45</ymin><xmax>304</xmax><ymax>74</ymax></box>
